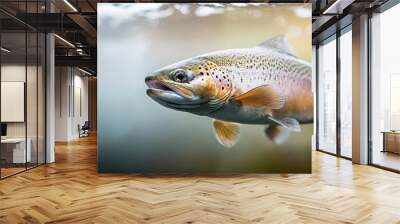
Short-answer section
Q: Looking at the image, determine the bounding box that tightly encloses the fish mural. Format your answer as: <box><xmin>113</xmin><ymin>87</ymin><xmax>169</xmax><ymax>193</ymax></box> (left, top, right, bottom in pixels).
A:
<box><xmin>145</xmin><ymin>36</ymin><xmax>313</xmax><ymax>148</ymax></box>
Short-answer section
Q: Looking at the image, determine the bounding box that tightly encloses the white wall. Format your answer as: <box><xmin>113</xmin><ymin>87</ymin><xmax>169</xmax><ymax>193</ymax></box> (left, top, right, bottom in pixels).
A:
<box><xmin>71</xmin><ymin>73</ymin><xmax>89</xmax><ymax>138</ymax></box>
<box><xmin>55</xmin><ymin>67</ymin><xmax>70</xmax><ymax>141</ymax></box>
<box><xmin>55</xmin><ymin>67</ymin><xmax>89</xmax><ymax>141</ymax></box>
<box><xmin>1</xmin><ymin>65</ymin><xmax>26</xmax><ymax>138</ymax></box>
<box><xmin>1</xmin><ymin>65</ymin><xmax>42</xmax><ymax>138</ymax></box>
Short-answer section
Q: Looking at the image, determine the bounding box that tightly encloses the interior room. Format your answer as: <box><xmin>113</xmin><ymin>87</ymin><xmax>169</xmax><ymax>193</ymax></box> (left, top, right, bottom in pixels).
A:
<box><xmin>0</xmin><ymin>22</ymin><xmax>46</xmax><ymax>177</ymax></box>
<box><xmin>1</xmin><ymin>0</ymin><xmax>400</xmax><ymax>223</ymax></box>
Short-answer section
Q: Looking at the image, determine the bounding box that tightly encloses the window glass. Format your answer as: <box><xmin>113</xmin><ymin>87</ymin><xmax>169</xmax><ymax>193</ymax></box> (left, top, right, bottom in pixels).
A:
<box><xmin>340</xmin><ymin>29</ymin><xmax>352</xmax><ymax>158</ymax></box>
<box><xmin>318</xmin><ymin>37</ymin><xmax>337</xmax><ymax>154</ymax></box>
<box><xmin>371</xmin><ymin>4</ymin><xmax>400</xmax><ymax>171</ymax></box>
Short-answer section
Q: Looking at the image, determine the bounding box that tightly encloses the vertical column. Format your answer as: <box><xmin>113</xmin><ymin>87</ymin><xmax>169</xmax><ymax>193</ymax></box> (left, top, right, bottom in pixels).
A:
<box><xmin>46</xmin><ymin>33</ymin><xmax>55</xmax><ymax>163</ymax></box>
<box><xmin>45</xmin><ymin>1</ymin><xmax>55</xmax><ymax>163</ymax></box>
<box><xmin>352</xmin><ymin>14</ymin><xmax>369</xmax><ymax>164</ymax></box>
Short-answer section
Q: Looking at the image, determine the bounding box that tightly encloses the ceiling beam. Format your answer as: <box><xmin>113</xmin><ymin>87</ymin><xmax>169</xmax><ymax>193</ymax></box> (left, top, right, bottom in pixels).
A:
<box><xmin>312</xmin><ymin>15</ymin><xmax>335</xmax><ymax>33</ymax></box>
<box><xmin>322</xmin><ymin>0</ymin><xmax>356</xmax><ymax>14</ymax></box>
<box><xmin>67</xmin><ymin>13</ymin><xmax>97</xmax><ymax>46</ymax></box>
<box><xmin>55</xmin><ymin>55</ymin><xmax>96</xmax><ymax>71</ymax></box>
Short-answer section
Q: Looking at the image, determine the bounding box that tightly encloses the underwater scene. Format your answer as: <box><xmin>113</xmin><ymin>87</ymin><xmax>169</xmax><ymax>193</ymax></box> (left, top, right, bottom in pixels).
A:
<box><xmin>98</xmin><ymin>3</ymin><xmax>313</xmax><ymax>173</ymax></box>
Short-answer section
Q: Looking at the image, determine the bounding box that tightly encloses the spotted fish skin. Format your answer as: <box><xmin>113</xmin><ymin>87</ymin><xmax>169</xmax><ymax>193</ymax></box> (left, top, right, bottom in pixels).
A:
<box><xmin>187</xmin><ymin>47</ymin><xmax>313</xmax><ymax>125</ymax></box>
<box><xmin>145</xmin><ymin>36</ymin><xmax>313</xmax><ymax>147</ymax></box>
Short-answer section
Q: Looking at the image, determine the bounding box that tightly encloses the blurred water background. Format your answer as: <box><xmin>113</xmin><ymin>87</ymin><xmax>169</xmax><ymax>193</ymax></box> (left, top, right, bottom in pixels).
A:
<box><xmin>98</xmin><ymin>3</ymin><xmax>312</xmax><ymax>173</ymax></box>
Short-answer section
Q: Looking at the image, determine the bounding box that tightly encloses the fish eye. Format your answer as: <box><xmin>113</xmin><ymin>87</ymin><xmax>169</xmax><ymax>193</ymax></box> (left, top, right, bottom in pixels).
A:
<box><xmin>172</xmin><ymin>69</ymin><xmax>192</xmax><ymax>83</ymax></box>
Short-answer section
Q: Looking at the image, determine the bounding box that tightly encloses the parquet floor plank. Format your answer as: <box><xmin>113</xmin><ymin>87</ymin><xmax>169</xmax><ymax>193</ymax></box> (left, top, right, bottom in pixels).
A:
<box><xmin>1</xmin><ymin>135</ymin><xmax>400</xmax><ymax>223</ymax></box>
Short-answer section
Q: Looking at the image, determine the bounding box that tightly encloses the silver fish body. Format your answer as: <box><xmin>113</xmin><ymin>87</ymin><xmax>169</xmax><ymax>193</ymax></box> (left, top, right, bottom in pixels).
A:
<box><xmin>198</xmin><ymin>47</ymin><xmax>313</xmax><ymax>125</ymax></box>
<box><xmin>146</xmin><ymin>36</ymin><xmax>313</xmax><ymax>147</ymax></box>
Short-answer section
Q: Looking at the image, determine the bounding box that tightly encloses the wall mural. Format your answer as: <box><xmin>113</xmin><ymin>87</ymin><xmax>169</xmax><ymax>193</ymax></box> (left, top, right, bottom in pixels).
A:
<box><xmin>98</xmin><ymin>3</ymin><xmax>313</xmax><ymax>173</ymax></box>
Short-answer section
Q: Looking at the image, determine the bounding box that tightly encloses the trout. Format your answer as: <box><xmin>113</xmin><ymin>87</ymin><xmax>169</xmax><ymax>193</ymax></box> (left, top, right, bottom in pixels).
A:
<box><xmin>145</xmin><ymin>36</ymin><xmax>313</xmax><ymax>147</ymax></box>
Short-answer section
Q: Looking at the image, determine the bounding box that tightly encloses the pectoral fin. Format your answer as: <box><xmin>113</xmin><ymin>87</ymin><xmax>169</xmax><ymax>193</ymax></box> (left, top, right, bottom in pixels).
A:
<box><xmin>212</xmin><ymin>119</ymin><xmax>240</xmax><ymax>148</ymax></box>
<box><xmin>265</xmin><ymin>125</ymin><xmax>290</xmax><ymax>144</ymax></box>
<box><xmin>269</xmin><ymin>117</ymin><xmax>301</xmax><ymax>132</ymax></box>
<box><xmin>234</xmin><ymin>85</ymin><xmax>285</xmax><ymax>110</ymax></box>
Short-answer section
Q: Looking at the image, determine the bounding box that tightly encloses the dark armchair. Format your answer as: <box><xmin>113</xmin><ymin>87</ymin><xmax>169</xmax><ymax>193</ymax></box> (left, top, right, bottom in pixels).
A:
<box><xmin>78</xmin><ymin>121</ymin><xmax>90</xmax><ymax>138</ymax></box>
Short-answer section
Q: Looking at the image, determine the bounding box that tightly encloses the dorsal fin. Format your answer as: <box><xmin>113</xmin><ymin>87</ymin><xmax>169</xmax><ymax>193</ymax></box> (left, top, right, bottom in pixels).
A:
<box><xmin>257</xmin><ymin>36</ymin><xmax>296</xmax><ymax>57</ymax></box>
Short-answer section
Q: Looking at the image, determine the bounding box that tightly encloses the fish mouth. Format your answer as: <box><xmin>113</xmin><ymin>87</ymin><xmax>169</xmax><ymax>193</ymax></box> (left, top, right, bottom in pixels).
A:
<box><xmin>145</xmin><ymin>79</ymin><xmax>182</xmax><ymax>99</ymax></box>
<box><xmin>145</xmin><ymin>77</ymin><xmax>209</xmax><ymax>110</ymax></box>
<box><xmin>145</xmin><ymin>78</ymin><xmax>188</xmax><ymax>106</ymax></box>
<box><xmin>146</xmin><ymin>79</ymin><xmax>175</xmax><ymax>93</ymax></box>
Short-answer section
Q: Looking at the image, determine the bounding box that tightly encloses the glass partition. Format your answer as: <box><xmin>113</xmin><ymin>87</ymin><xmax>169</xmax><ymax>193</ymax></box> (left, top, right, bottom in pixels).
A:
<box><xmin>317</xmin><ymin>37</ymin><xmax>337</xmax><ymax>154</ymax></box>
<box><xmin>1</xmin><ymin>31</ymin><xmax>28</xmax><ymax>177</ymax></box>
<box><xmin>0</xmin><ymin>2</ymin><xmax>46</xmax><ymax>179</ymax></box>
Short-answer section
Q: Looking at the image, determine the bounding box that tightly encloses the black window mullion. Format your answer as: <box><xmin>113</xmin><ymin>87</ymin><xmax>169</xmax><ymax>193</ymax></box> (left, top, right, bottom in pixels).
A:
<box><xmin>24</xmin><ymin>0</ymin><xmax>28</xmax><ymax>171</ymax></box>
<box><xmin>336</xmin><ymin>28</ymin><xmax>341</xmax><ymax>157</ymax></box>
<box><xmin>316</xmin><ymin>45</ymin><xmax>319</xmax><ymax>151</ymax></box>
<box><xmin>367</xmin><ymin>11</ymin><xmax>373</xmax><ymax>165</ymax></box>
<box><xmin>36</xmin><ymin>0</ymin><xmax>39</xmax><ymax>167</ymax></box>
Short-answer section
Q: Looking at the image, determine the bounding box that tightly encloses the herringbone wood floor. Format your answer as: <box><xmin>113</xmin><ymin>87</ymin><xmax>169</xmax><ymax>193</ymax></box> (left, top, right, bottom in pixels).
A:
<box><xmin>1</xmin><ymin>135</ymin><xmax>400</xmax><ymax>224</ymax></box>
